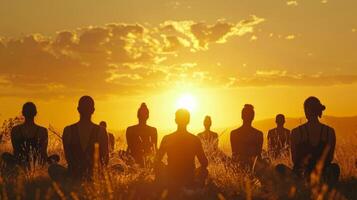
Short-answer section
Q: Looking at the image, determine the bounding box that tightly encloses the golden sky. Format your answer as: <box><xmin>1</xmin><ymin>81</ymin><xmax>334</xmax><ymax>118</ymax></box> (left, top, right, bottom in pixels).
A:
<box><xmin>0</xmin><ymin>0</ymin><xmax>357</xmax><ymax>131</ymax></box>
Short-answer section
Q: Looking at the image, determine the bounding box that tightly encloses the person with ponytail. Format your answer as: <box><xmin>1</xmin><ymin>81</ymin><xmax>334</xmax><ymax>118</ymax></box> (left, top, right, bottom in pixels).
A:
<box><xmin>276</xmin><ymin>96</ymin><xmax>340</xmax><ymax>186</ymax></box>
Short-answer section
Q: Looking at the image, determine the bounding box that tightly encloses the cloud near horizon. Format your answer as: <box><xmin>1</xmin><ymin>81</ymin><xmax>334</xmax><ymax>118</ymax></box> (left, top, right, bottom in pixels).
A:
<box><xmin>0</xmin><ymin>16</ymin><xmax>356</xmax><ymax>99</ymax></box>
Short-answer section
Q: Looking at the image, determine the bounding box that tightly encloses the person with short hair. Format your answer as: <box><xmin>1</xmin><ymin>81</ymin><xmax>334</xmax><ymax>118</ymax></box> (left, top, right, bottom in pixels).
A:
<box><xmin>230</xmin><ymin>104</ymin><xmax>263</xmax><ymax>169</ymax></box>
<box><xmin>156</xmin><ymin>109</ymin><xmax>208</xmax><ymax>194</ymax></box>
<box><xmin>1</xmin><ymin>102</ymin><xmax>59</xmax><ymax>171</ymax></box>
<box><xmin>267</xmin><ymin>114</ymin><xmax>290</xmax><ymax>159</ymax></box>
<box><xmin>48</xmin><ymin>96</ymin><xmax>109</xmax><ymax>181</ymax></box>
<box><xmin>126</xmin><ymin>103</ymin><xmax>157</xmax><ymax>167</ymax></box>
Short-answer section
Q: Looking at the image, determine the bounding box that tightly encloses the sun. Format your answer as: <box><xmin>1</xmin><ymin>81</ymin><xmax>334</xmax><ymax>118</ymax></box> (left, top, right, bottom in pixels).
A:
<box><xmin>176</xmin><ymin>94</ymin><xmax>197</xmax><ymax>112</ymax></box>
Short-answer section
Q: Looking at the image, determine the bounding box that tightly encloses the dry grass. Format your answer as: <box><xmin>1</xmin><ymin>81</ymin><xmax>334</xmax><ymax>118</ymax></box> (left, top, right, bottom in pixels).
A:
<box><xmin>0</xmin><ymin>119</ymin><xmax>356</xmax><ymax>200</ymax></box>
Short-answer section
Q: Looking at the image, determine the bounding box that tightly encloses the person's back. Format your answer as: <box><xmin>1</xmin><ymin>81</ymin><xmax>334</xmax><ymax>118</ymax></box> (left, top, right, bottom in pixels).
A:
<box><xmin>276</xmin><ymin>97</ymin><xmax>339</xmax><ymax>186</ymax></box>
<box><xmin>99</xmin><ymin>121</ymin><xmax>115</xmax><ymax>153</ymax></box>
<box><xmin>63</xmin><ymin>121</ymin><xmax>108</xmax><ymax>179</ymax></box>
<box><xmin>268</xmin><ymin>114</ymin><xmax>290</xmax><ymax>158</ymax></box>
<box><xmin>230</xmin><ymin>104</ymin><xmax>263</xmax><ymax>168</ymax></box>
<box><xmin>126</xmin><ymin>124</ymin><xmax>157</xmax><ymax>165</ymax></box>
<box><xmin>162</xmin><ymin>131</ymin><xmax>205</xmax><ymax>186</ymax></box>
<box><xmin>197</xmin><ymin>116</ymin><xmax>219</xmax><ymax>151</ymax></box>
<box><xmin>231</xmin><ymin>126</ymin><xmax>263</xmax><ymax>167</ymax></box>
<box><xmin>50</xmin><ymin>96</ymin><xmax>109</xmax><ymax>181</ymax></box>
<box><xmin>11</xmin><ymin>123</ymin><xmax>48</xmax><ymax>166</ymax></box>
<box><xmin>126</xmin><ymin>103</ymin><xmax>157</xmax><ymax>166</ymax></box>
<box><xmin>156</xmin><ymin>109</ymin><xmax>208</xmax><ymax>192</ymax></box>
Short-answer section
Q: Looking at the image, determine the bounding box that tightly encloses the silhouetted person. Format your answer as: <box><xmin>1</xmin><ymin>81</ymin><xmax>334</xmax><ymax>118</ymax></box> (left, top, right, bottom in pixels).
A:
<box><xmin>277</xmin><ymin>97</ymin><xmax>340</xmax><ymax>186</ymax></box>
<box><xmin>230</xmin><ymin>104</ymin><xmax>263</xmax><ymax>169</ymax></box>
<box><xmin>156</xmin><ymin>109</ymin><xmax>208</xmax><ymax>195</ymax></box>
<box><xmin>126</xmin><ymin>103</ymin><xmax>157</xmax><ymax>167</ymax></box>
<box><xmin>268</xmin><ymin>114</ymin><xmax>290</xmax><ymax>159</ymax></box>
<box><xmin>100</xmin><ymin>121</ymin><xmax>115</xmax><ymax>153</ymax></box>
<box><xmin>197</xmin><ymin>116</ymin><xmax>219</xmax><ymax>151</ymax></box>
<box><xmin>48</xmin><ymin>96</ymin><xmax>109</xmax><ymax>182</ymax></box>
<box><xmin>1</xmin><ymin>102</ymin><xmax>59</xmax><ymax>171</ymax></box>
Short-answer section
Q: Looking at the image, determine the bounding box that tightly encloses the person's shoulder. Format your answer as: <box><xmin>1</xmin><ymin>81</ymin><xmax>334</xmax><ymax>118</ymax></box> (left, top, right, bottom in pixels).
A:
<box><xmin>197</xmin><ymin>131</ymin><xmax>205</xmax><ymax>137</ymax></box>
<box><xmin>36</xmin><ymin>125</ymin><xmax>47</xmax><ymax>132</ymax></box>
<box><xmin>268</xmin><ymin>128</ymin><xmax>276</xmax><ymax>134</ymax></box>
<box><xmin>253</xmin><ymin>127</ymin><xmax>263</xmax><ymax>136</ymax></box>
<box><xmin>126</xmin><ymin>124</ymin><xmax>139</xmax><ymax>132</ymax></box>
<box><xmin>291</xmin><ymin>124</ymin><xmax>304</xmax><ymax>139</ymax></box>
<box><xmin>211</xmin><ymin>130</ymin><xmax>219</xmax><ymax>136</ymax></box>
<box><xmin>162</xmin><ymin>132</ymin><xmax>175</xmax><ymax>142</ymax></box>
<box><xmin>63</xmin><ymin>123</ymin><xmax>77</xmax><ymax>135</ymax></box>
<box><xmin>284</xmin><ymin>128</ymin><xmax>290</xmax><ymax>133</ymax></box>
<box><xmin>231</xmin><ymin>127</ymin><xmax>242</xmax><ymax>135</ymax></box>
<box><xmin>11</xmin><ymin>124</ymin><xmax>22</xmax><ymax>132</ymax></box>
<box><xmin>322</xmin><ymin>124</ymin><xmax>335</xmax><ymax>135</ymax></box>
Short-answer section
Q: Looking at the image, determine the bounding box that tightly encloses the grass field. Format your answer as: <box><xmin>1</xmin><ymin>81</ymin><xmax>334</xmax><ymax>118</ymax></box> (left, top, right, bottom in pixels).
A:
<box><xmin>0</xmin><ymin>118</ymin><xmax>356</xmax><ymax>200</ymax></box>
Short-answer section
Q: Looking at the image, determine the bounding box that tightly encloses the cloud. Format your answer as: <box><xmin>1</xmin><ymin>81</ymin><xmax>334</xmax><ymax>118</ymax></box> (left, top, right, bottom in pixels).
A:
<box><xmin>160</xmin><ymin>15</ymin><xmax>265</xmax><ymax>50</ymax></box>
<box><xmin>286</xmin><ymin>1</ymin><xmax>298</xmax><ymax>6</ymax></box>
<box><xmin>0</xmin><ymin>18</ymin><xmax>264</xmax><ymax>98</ymax></box>
<box><xmin>226</xmin><ymin>70</ymin><xmax>357</xmax><ymax>87</ymax></box>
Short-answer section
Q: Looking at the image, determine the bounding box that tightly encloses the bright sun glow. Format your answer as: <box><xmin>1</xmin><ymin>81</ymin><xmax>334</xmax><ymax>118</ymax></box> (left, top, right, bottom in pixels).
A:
<box><xmin>176</xmin><ymin>94</ymin><xmax>197</xmax><ymax>112</ymax></box>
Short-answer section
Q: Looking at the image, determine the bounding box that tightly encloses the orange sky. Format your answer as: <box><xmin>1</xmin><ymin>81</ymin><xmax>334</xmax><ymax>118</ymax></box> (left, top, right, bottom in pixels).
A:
<box><xmin>0</xmin><ymin>0</ymin><xmax>357</xmax><ymax>131</ymax></box>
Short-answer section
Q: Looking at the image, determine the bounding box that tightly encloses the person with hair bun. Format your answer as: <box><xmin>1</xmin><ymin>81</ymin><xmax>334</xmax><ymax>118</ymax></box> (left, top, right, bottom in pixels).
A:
<box><xmin>126</xmin><ymin>103</ymin><xmax>158</xmax><ymax>167</ymax></box>
<box><xmin>230</xmin><ymin>104</ymin><xmax>264</xmax><ymax>169</ymax></box>
<box><xmin>276</xmin><ymin>96</ymin><xmax>340</xmax><ymax>186</ymax></box>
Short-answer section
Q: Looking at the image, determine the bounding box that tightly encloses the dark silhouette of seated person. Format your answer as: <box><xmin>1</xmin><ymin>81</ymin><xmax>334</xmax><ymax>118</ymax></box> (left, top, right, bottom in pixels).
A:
<box><xmin>1</xmin><ymin>102</ymin><xmax>59</xmax><ymax>171</ymax></box>
<box><xmin>277</xmin><ymin>97</ymin><xmax>340</xmax><ymax>186</ymax></box>
<box><xmin>155</xmin><ymin>109</ymin><xmax>208</xmax><ymax>193</ymax></box>
<box><xmin>197</xmin><ymin>116</ymin><xmax>219</xmax><ymax>151</ymax></box>
<box><xmin>126</xmin><ymin>103</ymin><xmax>157</xmax><ymax>167</ymax></box>
<box><xmin>268</xmin><ymin>114</ymin><xmax>290</xmax><ymax>159</ymax></box>
<box><xmin>100</xmin><ymin>121</ymin><xmax>115</xmax><ymax>153</ymax></box>
<box><xmin>48</xmin><ymin>96</ymin><xmax>109</xmax><ymax>181</ymax></box>
<box><xmin>230</xmin><ymin>104</ymin><xmax>263</xmax><ymax>169</ymax></box>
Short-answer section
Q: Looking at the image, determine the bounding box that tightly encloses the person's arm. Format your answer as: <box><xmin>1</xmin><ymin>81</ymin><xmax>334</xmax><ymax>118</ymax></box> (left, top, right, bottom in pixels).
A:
<box><xmin>40</xmin><ymin>128</ymin><xmax>49</xmax><ymax>164</ymax></box>
<box><xmin>256</xmin><ymin>131</ymin><xmax>263</xmax><ymax>158</ymax></box>
<box><xmin>126</xmin><ymin>128</ymin><xmax>132</xmax><ymax>152</ymax></box>
<box><xmin>230</xmin><ymin>131</ymin><xmax>237</xmax><ymax>159</ymax></box>
<box><xmin>290</xmin><ymin>128</ymin><xmax>299</xmax><ymax>165</ymax></box>
<box><xmin>155</xmin><ymin>136</ymin><xmax>167</xmax><ymax>164</ymax></box>
<box><xmin>286</xmin><ymin>129</ymin><xmax>291</xmax><ymax>147</ymax></box>
<box><xmin>11</xmin><ymin>127</ymin><xmax>20</xmax><ymax>156</ymax></box>
<box><xmin>267</xmin><ymin>130</ymin><xmax>272</xmax><ymax>153</ymax></box>
<box><xmin>196</xmin><ymin>138</ymin><xmax>208</xmax><ymax>168</ymax></box>
<box><xmin>213</xmin><ymin>132</ymin><xmax>219</xmax><ymax>150</ymax></box>
<box><xmin>62</xmin><ymin>127</ymin><xmax>72</xmax><ymax>166</ymax></box>
<box><xmin>99</xmin><ymin>127</ymin><xmax>109</xmax><ymax>165</ymax></box>
<box><xmin>153</xmin><ymin>128</ymin><xmax>158</xmax><ymax>151</ymax></box>
<box><xmin>326</xmin><ymin>128</ymin><xmax>336</xmax><ymax>163</ymax></box>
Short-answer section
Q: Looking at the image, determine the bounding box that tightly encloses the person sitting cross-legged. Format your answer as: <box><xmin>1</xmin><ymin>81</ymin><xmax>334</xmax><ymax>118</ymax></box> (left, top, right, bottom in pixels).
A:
<box><xmin>276</xmin><ymin>97</ymin><xmax>340</xmax><ymax>187</ymax></box>
<box><xmin>267</xmin><ymin>114</ymin><xmax>290</xmax><ymax>159</ymax></box>
<box><xmin>48</xmin><ymin>96</ymin><xmax>109</xmax><ymax>183</ymax></box>
<box><xmin>155</xmin><ymin>109</ymin><xmax>208</xmax><ymax>196</ymax></box>
<box><xmin>230</xmin><ymin>104</ymin><xmax>264</xmax><ymax>170</ymax></box>
<box><xmin>1</xmin><ymin>102</ymin><xmax>59</xmax><ymax>175</ymax></box>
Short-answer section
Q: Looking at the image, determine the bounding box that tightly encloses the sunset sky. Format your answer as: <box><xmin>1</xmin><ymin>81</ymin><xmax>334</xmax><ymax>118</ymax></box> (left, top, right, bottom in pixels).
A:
<box><xmin>0</xmin><ymin>0</ymin><xmax>357</xmax><ymax>132</ymax></box>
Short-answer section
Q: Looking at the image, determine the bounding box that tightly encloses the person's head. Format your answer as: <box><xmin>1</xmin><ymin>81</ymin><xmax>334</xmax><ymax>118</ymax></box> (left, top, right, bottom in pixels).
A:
<box><xmin>99</xmin><ymin>121</ymin><xmax>107</xmax><ymax>129</ymax></box>
<box><xmin>242</xmin><ymin>104</ymin><xmax>255</xmax><ymax>124</ymax></box>
<box><xmin>175</xmin><ymin>109</ymin><xmax>190</xmax><ymax>128</ymax></box>
<box><xmin>275</xmin><ymin>114</ymin><xmax>285</xmax><ymax>127</ymax></box>
<box><xmin>137</xmin><ymin>103</ymin><xmax>149</xmax><ymax>123</ymax></box>
<box><xmin>22</xmin><ymin>102</ymin><xmax>37</xmax><ymax>120</ymax></box>
<box><xmin>77</xmin><ymin>96</ymin><xmax>95</xmax><ymax>119</ymax></box>
<box><xmin>304</xmin><ymin>96</ymin><xmax>326</xmax><ymax>120</ymax></box>
<box><xmin>204</xmin><ymin>116</ymin><xmax>212</xmax><ymax>130</ymax></box>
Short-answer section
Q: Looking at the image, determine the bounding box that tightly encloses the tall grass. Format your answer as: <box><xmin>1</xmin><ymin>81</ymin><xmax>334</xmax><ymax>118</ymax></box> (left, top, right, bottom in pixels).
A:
<box><xmin>0</xmin><ymin>120</ymin><xmax>356</xmax><ymax>200</ymax></box>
